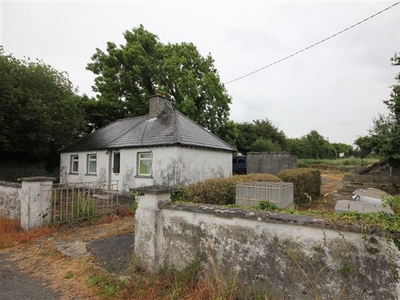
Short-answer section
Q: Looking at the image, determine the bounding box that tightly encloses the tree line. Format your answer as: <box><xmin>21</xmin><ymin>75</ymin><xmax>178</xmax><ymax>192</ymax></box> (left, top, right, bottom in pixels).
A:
<box><xmin>1</xmin><ymin>26</ymin><xmax>398</xmax><ymax>167</ymax></box>
<box><xmin>354</xmin><ymin>53</ymin><xmax>400</xmax><ymax>167</ymax></box>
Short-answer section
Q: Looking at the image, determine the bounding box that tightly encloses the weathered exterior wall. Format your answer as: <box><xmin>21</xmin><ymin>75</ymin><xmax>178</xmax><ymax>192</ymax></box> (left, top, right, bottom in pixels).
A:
<box><xmin>247</xmin><ymin>152</ymin><xmax>298</xmax><ymax>175</ymax></box>
<box><xmin>154</xmin><ymin>147</ymin><xmax>232</xmax><ymax>186</ymax></box>
<box><xmin>0</xmin><ymin>178</ymin><xmax>54</xmax><ymax>229</ymax></box>
<box><xmin>134</xmin><ymin>193</ymin><xmax>400</xmax><ymax>299</ymax></box>
<box><xmin>60</xmin><ymin>151</ymin><xmax>109</xmax><ymax>185</ymax></box>
<box><xmin>0</xmin><ymin>181</ymin><xmax>22</xmax><ymax>219</ymax></box>
<box><xmin>60</xmin><ymin>147</ymin><xmax>232</xmax><ymax>191</ymax></box>
<box><xmin>20</xmin><ymin>177</ymin><xmax>54</xmax><ymax>230</ymax></box>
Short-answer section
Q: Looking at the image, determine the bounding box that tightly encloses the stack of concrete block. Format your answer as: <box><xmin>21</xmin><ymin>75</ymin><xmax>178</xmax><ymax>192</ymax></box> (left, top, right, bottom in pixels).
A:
<box><xmin>236</xmin><ymin>182</ymin><xmax>294</xmax><ymax>209</ymax></box>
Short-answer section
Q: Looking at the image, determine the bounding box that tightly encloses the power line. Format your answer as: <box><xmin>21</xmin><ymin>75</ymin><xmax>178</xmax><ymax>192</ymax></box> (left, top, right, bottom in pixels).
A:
<box><xmin>225</xmin><ymin>2</ymin><xmax>400</xmax><ymax>85</ymax></box>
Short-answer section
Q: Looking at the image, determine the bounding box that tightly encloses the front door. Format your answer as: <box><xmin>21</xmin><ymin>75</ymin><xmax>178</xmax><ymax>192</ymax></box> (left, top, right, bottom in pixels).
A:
<box><xmin>109</xmin><ymin>150</ymin><xmax>120</xmax><ymax>190</ymax></box>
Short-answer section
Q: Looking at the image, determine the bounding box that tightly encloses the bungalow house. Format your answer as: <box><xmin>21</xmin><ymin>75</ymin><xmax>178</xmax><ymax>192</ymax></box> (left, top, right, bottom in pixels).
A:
<box><xmin>59</xmin><ymin>95</ymin><xmax>235</xmax><ymax>192</ymax></box>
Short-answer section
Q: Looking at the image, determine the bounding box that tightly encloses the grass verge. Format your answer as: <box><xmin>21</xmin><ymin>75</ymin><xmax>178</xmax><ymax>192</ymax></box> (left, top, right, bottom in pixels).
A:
<box><xmin>0</xmin><ymin>215</ymin><xmax>56</xmax><ymax>249</ymax></box>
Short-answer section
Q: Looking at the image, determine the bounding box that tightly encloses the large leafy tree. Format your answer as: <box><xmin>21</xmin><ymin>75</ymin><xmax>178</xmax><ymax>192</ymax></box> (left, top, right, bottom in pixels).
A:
<box><xmin>332</xmin><ymin>142</ymin><xmax>354</xmax><ymax>157</ymax></box>
<box><xmin>370</xmin><ymin>52</ymin><xmax>400</xmax><ymax>166</ymax></box>
<box><xmin>287</xmin><ymin>130</ymin><xmax>337</xmax><ymax>159</ymax></box>
<box><xmin>86</xmin><ymin>25</ymin><xmax>231</xmax><ymax>134</ymax></box>
<box><xmin>236</xmin><ymin>119</ymin><xmax>287</xmax><ymax>154</ymax></box>
<box><xmin>353</xmin><ymin>135</ymin><xmax>375</xmax><ymax>166</ymax></box>
<box><xmin>0</xmin><ymin>47</ymin><xmax>86</xmax><ymax>162</ymax></box>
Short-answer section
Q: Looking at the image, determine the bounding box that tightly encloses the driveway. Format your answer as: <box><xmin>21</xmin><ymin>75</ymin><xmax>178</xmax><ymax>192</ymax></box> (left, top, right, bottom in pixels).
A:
<box><xmin>0</xmin><ymin>217</ymin><xmax>134</xmax><ymax>299</ymax></box>
<box><xmin>0</xmin><ymin>251</ymin><xmax>60</xmax><ymax>300</ymax></box>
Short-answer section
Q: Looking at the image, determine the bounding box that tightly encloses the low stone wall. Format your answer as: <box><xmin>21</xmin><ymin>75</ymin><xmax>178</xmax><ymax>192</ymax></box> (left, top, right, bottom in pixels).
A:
<box><xmin>340</xmin><ymin>174</ymin><xmax>400</xmax><ymax>194</ymax></box>
<box><xmin>134</xmin><ymin>187</ymin><xmax>400</xmax><ymax>299</ymax></box>
<box><xmin>0</xmin><ymin>177</ymin><xmax>54</xmax><ymax>229</ymax></box>
<box><xmin>0</xmin><ymin>181</ymin><xmax>22</xmax><ymax>219</ymax></box>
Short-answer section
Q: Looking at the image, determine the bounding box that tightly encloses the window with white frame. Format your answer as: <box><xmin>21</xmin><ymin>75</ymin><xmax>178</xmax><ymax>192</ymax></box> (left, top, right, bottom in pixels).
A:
<box><xmin>138</xmin><ymin>152</ymin><xmax>152</xmax><ymax>176</ymax></box>
<box><xmin>70</xmin><ymin>154</ymin><xmax>79</xmax><ymax>173</ymax></box>
<box><xmin>87</xmin><ymin>154</ymin><xmax>97</xmax><ymax>174</ymax></box>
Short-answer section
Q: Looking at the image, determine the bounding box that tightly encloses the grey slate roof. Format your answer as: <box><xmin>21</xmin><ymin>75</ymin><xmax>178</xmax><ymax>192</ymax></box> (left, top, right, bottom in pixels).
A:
<box><xmin>59</xmin><ymin>111</ymin><xmax>235</xmax><ymax>153</ymax></box>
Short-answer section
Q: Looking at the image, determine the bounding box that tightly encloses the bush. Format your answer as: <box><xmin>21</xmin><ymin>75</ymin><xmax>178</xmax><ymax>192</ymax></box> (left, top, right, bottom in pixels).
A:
<box><xmin>278</xmin><ymin>168</ymin><xmax>321</xmax><ymax>204</ymax></box>
<box><xmin>186</xmin><ymin>174</ymin><xmax>282</xmax><ymax>205</ymax></box>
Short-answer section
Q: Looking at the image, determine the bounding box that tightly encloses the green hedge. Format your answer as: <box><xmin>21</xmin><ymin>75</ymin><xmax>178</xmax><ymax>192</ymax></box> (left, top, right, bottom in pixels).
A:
<box><xmin>186</xmin><ymin>174</ymin><xmax>282</xmax><ymax>205</ymax></box>
<box><xmin>278</xmin><ymin>168</ymin><xmax>321</xmax><ymax>203</ymax></box>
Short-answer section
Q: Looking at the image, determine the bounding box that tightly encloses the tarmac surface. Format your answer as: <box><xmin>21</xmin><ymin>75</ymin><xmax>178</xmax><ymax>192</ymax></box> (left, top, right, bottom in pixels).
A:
<box><xmin>0</xmin><ymin>252</ymin><xmax>61</xmax><ymax>300</ymax></box>
<box><xmin>87</xmin><ymin>233</ymin><xmax>135</xmax><ymax>275</ymax></box>
<box><xmin>0</xmin><ymin>218</ymin><xmax>135</xmax><ymax>299</ymax></box>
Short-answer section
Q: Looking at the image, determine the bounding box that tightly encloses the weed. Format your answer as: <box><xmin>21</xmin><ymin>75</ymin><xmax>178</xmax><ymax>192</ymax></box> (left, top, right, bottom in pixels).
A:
<box><xmin>115</xmin><ymin>206</ymin><xmax>133</xmax><ymax>217</ymax></box>
<box><xmin>71</xmin><ymin>193</ymin><xmax>97</xmax><ymax>221</ymax></box>
<box><xmin>86</xmin><ymin>273</ymin><xmax>127</xmax><ymax>297</ymax></box>
<box><xmin>313</xmin><ymin>244</ymin><xmax>324</xmax><ymax>253</ymax></box>
<box><xmin>257</xmin><ymin>200</ymin><xmax>279</xmax><ymax>211</ymax></box>
<box><xmin>170</xmin><ymin>186</ymin><xmax>187</xmax><ymax>202</ymax></box>
<box><xmin>382</xmin><ymin>194</ymin><xmax>400</xmax><ymax>213</ymax></box>
<box><xmin>339</xmin><ymin>264</ymin><xmax>352</xmax><ymax>276</ymax></box>
<box><xmin>65</xmin><ymin>272</ymin><xmax>74</xmax><ymax>279</ymax></box>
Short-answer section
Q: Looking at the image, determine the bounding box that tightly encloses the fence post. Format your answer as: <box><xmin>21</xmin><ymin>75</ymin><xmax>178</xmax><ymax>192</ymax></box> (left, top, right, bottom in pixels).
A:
<box><xmin>133</xmin><ymin>185</ymin><xmax>176</xmax><ymax>272</ymax></box>
<box><xmin>19</xmin><ymin>177</ymin><xmax>55</xmax><ymax>230</ymax></box>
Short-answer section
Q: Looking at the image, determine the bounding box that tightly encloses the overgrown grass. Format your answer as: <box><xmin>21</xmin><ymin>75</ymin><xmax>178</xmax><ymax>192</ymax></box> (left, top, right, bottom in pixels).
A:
<box><xmin>88</xmin><ymin>256</ymin><xmax>271</xmax><ymax>300</ymax></box>
<box><xmin>0</xmin><ymin>211</ymin><xmax>132</xmax><ymax>250</ymax></box>
<box><xmin>299</xmin><ymin>157</ymin><xmax>380</xmax><ymax>168</ymax></box>
<box><xmin>0</xmin><ymin>215</ymin><xmax>56</xmax><ymax>249</ymax></box>
<box><xmin>86</xmin><ymin>272</ymin><xmax>128</xmax><ymax>298</ymax></box>
<box><xmin>251</xmin><ymin>201</ymin><xmax>400</xmax><ymax>233</ymax></box>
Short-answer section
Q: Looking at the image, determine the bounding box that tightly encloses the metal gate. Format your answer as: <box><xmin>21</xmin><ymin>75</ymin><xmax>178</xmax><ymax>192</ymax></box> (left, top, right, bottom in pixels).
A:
<box><xmin>51</xmin><ymin>180</ymin><xmax>118</xmax><ymax>224</ymax></box>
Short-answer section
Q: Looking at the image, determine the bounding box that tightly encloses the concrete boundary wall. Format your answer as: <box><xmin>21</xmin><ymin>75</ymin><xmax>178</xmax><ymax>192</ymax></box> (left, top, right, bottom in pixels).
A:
<box><xmin>0</xmin><ymin>177</ymin><xmax>54</xmax><ymax>229</ymax></box>
<box><xmin>134</xmin><ymin>187</ymin><xmax>400</xmax><ymax>299</ymax></box>
<box><xmin>247</xmin><ymin>152</ymin><xmax>298</xmax><ymax>175</ymax></box>
<box><xmin>0</xmin><ymin>181</ymin><xmax>22</xmax><ymax>219</ymax></box>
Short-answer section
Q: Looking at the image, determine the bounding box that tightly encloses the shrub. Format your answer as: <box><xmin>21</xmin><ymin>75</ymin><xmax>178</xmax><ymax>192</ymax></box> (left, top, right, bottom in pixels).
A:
<box><xmin>186</xmin><ymin>174</ymin><xmax>282</xmax><ymax>205</ymax></box>
<box><xmin>278</xmin><ymin>168</ymin><xmax>321</xmax><ymax>204</ymax></box>
<box><xmin>382</xmin><ymin>194</ymin><xmax>400</xmax><ymax>214</ymax></box>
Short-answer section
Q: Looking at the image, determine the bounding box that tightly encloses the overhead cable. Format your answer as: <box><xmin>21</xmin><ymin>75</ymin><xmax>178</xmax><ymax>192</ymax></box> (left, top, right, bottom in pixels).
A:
<box><xmin>225</xmin><ymin>2</ymin><xmax>400</xmax><ymax>85</ymax></box>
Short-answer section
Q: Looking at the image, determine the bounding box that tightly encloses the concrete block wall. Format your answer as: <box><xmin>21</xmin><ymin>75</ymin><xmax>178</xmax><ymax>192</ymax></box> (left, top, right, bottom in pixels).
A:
<box><xmin>247</xmin><ymin>152</ymin><xmax>298</xmax><ymax>175</ymax></box>
<box><xmin>235</xmin><ymin>182</ymin><xmax>294</xmax><ymax>208</ymax></box>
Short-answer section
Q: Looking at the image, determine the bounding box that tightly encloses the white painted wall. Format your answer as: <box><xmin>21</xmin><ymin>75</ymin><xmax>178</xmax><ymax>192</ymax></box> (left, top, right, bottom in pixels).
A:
<box><xmin>60</xmin><ymin>146</ymin><xmax>232</xmax><ymax>191</ymax></box>
<box><xmin>60</xmin><ymin>151</ymin><xmax>109</xmax><ymax>185</ymax></box>
<box><xmin>0</xmin><ymin>181</ymin><xmax>22</xmax><ymax>219</ymax></box>
<box><xmin>152</xmin><ymin>147</ymin><xmax>232</xmax><ymax>186</ymax></box>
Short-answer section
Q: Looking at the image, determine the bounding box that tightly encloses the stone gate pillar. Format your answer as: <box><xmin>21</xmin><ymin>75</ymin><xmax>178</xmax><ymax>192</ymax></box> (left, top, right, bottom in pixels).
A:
<box><xmin>133</xmin><ymin>185</ymin><xmax>176</xmax><ymax>272</ymax></box>
<box><xmin>19</xmin><ymin>177</ymin><xmax>55</xmax><ymax>230</ymax></box>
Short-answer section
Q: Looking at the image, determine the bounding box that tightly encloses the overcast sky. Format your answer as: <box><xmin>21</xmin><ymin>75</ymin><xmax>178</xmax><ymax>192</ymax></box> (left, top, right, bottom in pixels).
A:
<box><xmin>2</xmin><ymin>1</ymin><xmax>400</xmax><ymax>145</ymax></box>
